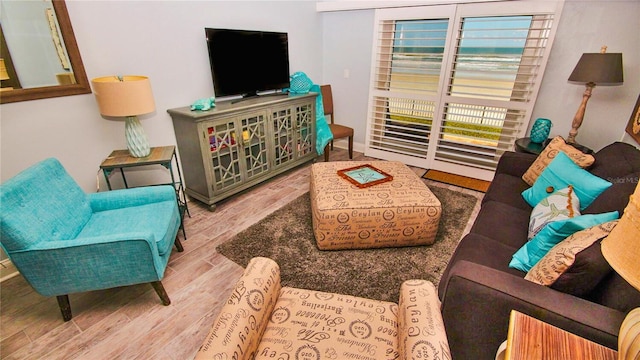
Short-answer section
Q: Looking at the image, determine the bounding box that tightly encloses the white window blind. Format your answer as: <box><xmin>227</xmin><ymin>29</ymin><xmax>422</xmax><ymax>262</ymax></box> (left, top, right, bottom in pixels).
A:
<box><xmin>365</xmin><ymin>2</ymin><xmax>563</xmax><ymax>179</ymax></box>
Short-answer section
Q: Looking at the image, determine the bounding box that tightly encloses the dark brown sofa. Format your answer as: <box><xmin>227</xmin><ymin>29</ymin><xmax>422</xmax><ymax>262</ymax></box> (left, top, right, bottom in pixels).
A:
<box><xmin>437</xmin><ymin>141</ymin><xmax>640</xmax><ymax>360</ymax></box>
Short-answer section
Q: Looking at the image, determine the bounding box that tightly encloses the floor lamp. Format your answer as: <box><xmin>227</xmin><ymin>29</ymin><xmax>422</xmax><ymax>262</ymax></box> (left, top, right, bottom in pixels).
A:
<box><xmin>92</xmin><ymin>75</ymin><xmax>155</xmax><ymax>158</ymax></box>
<box><xmin>566</xmin><ymin>46</ymin><xmax>623</xmax><ymax>144</ymax></box>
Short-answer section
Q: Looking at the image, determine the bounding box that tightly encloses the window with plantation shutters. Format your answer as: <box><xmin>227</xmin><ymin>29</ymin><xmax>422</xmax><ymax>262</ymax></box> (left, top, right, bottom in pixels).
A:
<box><xmin>365</xmin><ymin>2</ymin><xmax>563</xmax><ymax>180</ymax></box>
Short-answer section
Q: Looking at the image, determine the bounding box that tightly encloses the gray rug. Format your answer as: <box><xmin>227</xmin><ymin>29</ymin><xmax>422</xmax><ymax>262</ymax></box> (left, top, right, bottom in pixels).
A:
<box><xmin>216</xmin><ymin>186</ymin><xmax>478</xmax><ymax>303</ymax></box>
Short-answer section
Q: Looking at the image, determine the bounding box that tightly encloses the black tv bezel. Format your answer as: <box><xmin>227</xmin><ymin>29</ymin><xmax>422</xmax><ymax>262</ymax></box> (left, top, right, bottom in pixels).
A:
<box><xmin>205</xmin><ymin>28</ymin><xmax>290</xmax><ymax>99</ymax></box>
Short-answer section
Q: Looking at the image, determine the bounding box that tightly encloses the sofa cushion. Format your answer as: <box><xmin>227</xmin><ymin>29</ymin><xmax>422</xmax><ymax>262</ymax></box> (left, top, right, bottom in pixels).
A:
<box><xmin>78</xmin><ymin>200</ymin><xmax>179</xmax><ymax>256</ymax></box>
<box><xmin>470</xmin><ymin>201</ymin><xmax>531</xmax><ymax>249</ymax></box>
<box><xmin>583</xmin><ymin>171</ymin><xmax>640</xmax><ymax>215</ymax></box>
<box><xmin>509</xmin><ymin>211</ymin><xmax>619</xmax><ymax>272</ymax></box>
<box><xmin>589</xmin><ymin>142</ymin><xmax>640</xmax><ymax>180</ymax></box>
<box><xmin>522</xmin><ymin>152</ymin><xmax>612</xmax><ymax>210</ymax></box>
<box><xmin>586</xmin><ymin>272</ymin><xmax>640</xmax><ymax>313</ymax></box>
<box><xmin>528</xmin><ymin>186</ymin><xmax>580</xmax><ymax>239</ymax></box>
<box><xmin>550</xmin><ymin>241</ymin><xmax>613</xmax><ymax>296</ymax></box>
<box><xmin>522</xmin><ymin>136</ymin><xmax>595</xmax><ymax>186</ymax></box>
<box><xmin>483</xmin><ymin>173</ymin><xmax>532</xmax><ymax>211</ymax></box>
<box><xmin>442</xmin><ymin>233</ymin><xmax>524</xmax><ymax>278</ymax></box>
<box><xmin>524</xmin><ymin>220</ymin><xmax>617</xmax><ymax>296</ymax></box>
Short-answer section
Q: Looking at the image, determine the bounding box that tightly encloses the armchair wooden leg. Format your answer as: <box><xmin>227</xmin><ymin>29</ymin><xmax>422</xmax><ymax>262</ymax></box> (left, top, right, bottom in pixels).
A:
<box><xmin>324</xmin><ymin>143</ymin><xmax>330</xmax><ymax>162</ymax></box>
<box><xmin>348</xmin><ymin>136</ymin><xmax>353</xmax><ymax>159</ymax></box>
<box><xmin>174</xmin><ymin>236</ymin><xmax>184</xmax><ymax>252</ymax></box>
<box><xmin>56</xmin><ymin>295</ymin><xmax>72</xmax><ymax>322</ymax></box>
<box><xmin>151</xmin><ymin>281</ymin><xmax>171</xmax><ymax>306</ymax></box>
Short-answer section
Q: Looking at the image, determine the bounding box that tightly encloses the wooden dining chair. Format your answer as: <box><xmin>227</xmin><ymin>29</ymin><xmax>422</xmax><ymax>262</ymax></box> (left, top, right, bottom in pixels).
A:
<box><xmin>321</xmin><ymin>85</ymin><xmax>354</xmax><ymax>162</ymax></box>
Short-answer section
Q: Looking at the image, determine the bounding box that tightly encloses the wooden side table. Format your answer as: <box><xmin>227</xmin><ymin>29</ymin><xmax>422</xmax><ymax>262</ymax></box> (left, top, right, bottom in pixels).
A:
<box><xmin>100</xmin><ymin>145</ymin><xmax>190</xmax><ymax>238</ymax></box>
<box><xmin>505</xmin><ymin>311</ymin><xmax>617</xmax><ymax>359</ymax></box>
<box><xmin>515</xmin><ymin>137</ymin><xmax>594</xmax><ymax>155</ymax></box>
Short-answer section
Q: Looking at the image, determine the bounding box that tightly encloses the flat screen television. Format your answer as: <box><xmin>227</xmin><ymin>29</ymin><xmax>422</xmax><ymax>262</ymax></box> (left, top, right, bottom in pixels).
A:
<box><xmin>205</xmin><ymin>28</ymin><xmax>290</xmax><ymax>99</ymax></box>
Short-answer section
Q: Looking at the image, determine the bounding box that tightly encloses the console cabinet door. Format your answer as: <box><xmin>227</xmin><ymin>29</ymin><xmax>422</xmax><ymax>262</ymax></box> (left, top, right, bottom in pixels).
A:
<box><xmin>270</xmin><ymin>101</ymin><xmax>315</xmax><ymax>170</ymax></box>
<box><xmin>202</xmin><ymin>117</ymin><xmax>244</xmax><ymax>193</ymax></box>
<box><xmin>203</xmin><ymin>111</ymin><xmax>270</xmax><ymax>194</ymax></box>
<box><xmin>239</xmin><ymin>112</ymin><xmax>270</xmax><ymax>180</ymax></box>
<box><xmin>271</xmin><ymin>106</ymin><xmax>295</xmax><ymax>167</ymax></box>
<box><xmin>294</xmin><ymin>101</ymin><xmax>315</xmax><ymax>160</ymax></box>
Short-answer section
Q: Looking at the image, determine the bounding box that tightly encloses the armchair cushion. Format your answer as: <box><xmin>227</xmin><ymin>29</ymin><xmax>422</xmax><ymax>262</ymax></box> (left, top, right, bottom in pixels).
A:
<box><xmin>1</xmin><ymin>158</ymin><xmax>91</xmax><ymax>251</ymax></box>
<box><xmin>78</xmin><ymin>194</ymin><xmax>180</xmax><ymax>255</ymax></box>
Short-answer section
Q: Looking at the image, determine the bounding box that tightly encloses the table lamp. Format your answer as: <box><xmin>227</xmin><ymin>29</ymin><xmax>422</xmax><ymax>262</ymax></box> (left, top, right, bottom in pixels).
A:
<box><xmin>566</xmin><ymin>46</ymin><xmax>623</xmax><ymax>144</ymax></box>
<box><xmin>0</xmin><ymin>58</ymin><xmax>13</xmax><ymax>91</ymax></box>
<box><xmin>601</xmin><ymin>181</ymin><xmax>640</xmax><ymax>359</ymax></box>
<box><xmin>92</xmin><ymin>75</ymin><xmax>155</xmax><ymax>158</ymax></box>
<box><xmin>0</xmin><ymin>59</ymin><xmax>9</xmax><ymax>81</ymax></box>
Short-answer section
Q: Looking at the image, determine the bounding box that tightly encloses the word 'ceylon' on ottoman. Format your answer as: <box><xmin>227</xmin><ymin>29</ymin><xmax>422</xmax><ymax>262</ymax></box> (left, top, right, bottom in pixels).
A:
<box><xmin>310</xmin><ymin>161</ymin><xmax>441</xmax><ymax>250</ymax></box>
<box><xmin>194</xmin><ymin>257</ymin><xmax>451</xmax><ymax>360</ymax></box>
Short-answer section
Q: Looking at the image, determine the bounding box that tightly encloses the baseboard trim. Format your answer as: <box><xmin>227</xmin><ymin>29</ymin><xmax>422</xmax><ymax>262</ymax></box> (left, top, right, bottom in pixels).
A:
<box><xmin>0</xmin><ymin>258</ymin><xmax>19</xmax><ymax>282</ymax></box>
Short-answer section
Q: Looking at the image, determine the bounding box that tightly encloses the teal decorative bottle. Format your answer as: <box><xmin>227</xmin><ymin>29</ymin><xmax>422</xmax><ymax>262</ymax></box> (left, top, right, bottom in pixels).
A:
<box><xmin>530</xmin><ymin>118</ymin><xmax>552</xmax><ymax>144</ymax></box>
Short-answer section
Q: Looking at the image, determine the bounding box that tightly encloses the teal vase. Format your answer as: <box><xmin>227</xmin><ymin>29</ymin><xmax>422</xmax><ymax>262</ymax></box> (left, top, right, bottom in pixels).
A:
<box><xmin>530</xmin><ymin>118</ymin><xmax>552</xmax><ymax>144</ymax></box>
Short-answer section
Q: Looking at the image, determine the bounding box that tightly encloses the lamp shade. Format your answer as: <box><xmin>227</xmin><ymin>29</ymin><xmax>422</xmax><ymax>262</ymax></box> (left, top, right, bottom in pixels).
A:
<box><xmin>568</xmin><ymin>52</ymin><xmax>623</xmax><ymax>86</ymax></box>
<box><xmin>601</xmin><ymin>181</ymin><xmax>640</xmax><ymax>291</ymax></box>
<box><xmin>91</xmin><ymin>75</ymin><xmax>155</xmax><ymax>117</ymax></box>
<box><xmin>618</xmin><ymin>307</ymin><xmax>640</xmax><ymax>360</ymax></box>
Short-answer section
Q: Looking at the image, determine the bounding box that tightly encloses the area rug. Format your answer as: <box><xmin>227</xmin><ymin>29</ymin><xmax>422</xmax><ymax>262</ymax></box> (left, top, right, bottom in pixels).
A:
<box><xmin>216</xmin><ymin>186</ymin><xmax>478</xmax><ymax>303</ymax></box>
<box><xmin>423</xmin><ymin>169</ymin><xmax>491</xmax><ymax>193</ymax></box>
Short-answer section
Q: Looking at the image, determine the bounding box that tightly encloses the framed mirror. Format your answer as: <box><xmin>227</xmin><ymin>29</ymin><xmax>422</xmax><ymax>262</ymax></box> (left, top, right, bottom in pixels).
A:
<box><xmin>0</xmin><ymin>0</ymin><xmax>90</xmax><ymax>104</ymax></box>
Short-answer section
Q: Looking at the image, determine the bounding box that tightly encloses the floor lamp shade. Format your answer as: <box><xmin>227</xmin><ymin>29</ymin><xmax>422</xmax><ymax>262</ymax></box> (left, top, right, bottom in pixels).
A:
<box><xmin>568</xmin><ymin>52</ymin><xmax>623</xmax><ymax>85</ymax></box>
<box><xmin>92</xmin><ymin>76</ymin><xmax>155</xmax><ymax>157</ymax></box>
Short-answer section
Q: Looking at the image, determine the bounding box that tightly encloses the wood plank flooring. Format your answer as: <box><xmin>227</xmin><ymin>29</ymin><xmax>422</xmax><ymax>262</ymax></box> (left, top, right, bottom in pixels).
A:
<box><xmin>0</xmin><ymin>148</ymin><xmax>484</xmax><ymax>359</ymax></box>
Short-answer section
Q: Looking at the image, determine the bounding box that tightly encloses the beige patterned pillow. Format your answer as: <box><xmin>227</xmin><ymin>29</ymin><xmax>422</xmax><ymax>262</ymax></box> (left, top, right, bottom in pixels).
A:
<box><xmin>525</xmin><ymin>220</ymin><xmax>618</xmax><ymax>286</ymax></box>
<box><xmin>522</xmin><ymin>136</ymin><xmax>595</xmax><ymax>186</ymax></box>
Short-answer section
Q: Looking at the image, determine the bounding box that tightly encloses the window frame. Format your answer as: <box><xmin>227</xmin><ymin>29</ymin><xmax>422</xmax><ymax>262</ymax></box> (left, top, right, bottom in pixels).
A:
<box><xmin>364</xmin><ymin>1</ymin><xmax>564</xmax><ymax>180</ymax></box>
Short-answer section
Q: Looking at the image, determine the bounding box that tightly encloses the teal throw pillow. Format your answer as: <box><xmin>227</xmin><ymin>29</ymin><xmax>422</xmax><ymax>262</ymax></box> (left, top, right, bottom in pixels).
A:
<box><xmin>528</xmin><ymin>186</ymin><xmax>580</xmax><ymax>239</ymax></box>
<box><xmin>522</xmin><ymin>152</ymin><xmax>611</xmax><ymax>210</ymax></box>
<box><xmin>509</xmin><ymin>211</ymin><xmax>619</xmax><ymax>272</ymax></box>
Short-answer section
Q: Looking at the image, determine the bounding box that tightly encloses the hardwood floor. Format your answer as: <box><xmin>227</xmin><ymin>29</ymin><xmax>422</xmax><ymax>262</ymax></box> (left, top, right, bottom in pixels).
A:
<box><xmin>0</xmin><ymin>148</ymin><xmax>484</xmax><ymax>359</ymax></box>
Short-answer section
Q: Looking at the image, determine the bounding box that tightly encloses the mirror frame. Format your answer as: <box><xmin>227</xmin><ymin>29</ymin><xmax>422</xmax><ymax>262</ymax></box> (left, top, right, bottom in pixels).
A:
<box><xmin>0</xmin><ymin>0</ymin><xmax>91</xmax><ymax>104</ymax></box>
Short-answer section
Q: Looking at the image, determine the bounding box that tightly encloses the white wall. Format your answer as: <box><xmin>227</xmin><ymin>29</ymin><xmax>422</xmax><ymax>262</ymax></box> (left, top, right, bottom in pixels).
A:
<box><xmin>322</xmin><ymin>9</ymin><xmax>374</xmax><ymax>152</ymax></box>
<box><xmin>533</xmin><ymin>0</ymin><xmax>640</xmax><ymax>152</ymax></box>
<box><xmin>1</xmin><ymin>0</ymin><xmax>322</xmax><ymax>192</ymax></box>
<box><xmin>2</xmin><ymin>0</ymin><xmax>639</xmax><ymax>190</ymax></box>
<box><xmin>320</xmin><ymin>0</ymin><xmax>640</xmax><ymax>154</ymax></box>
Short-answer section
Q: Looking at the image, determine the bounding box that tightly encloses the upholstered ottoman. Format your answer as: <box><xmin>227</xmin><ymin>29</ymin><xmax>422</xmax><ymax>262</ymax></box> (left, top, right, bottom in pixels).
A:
<box><xmin>310</xmin><ymin>161</ymin><xmax>441</xmax><ymax>250</ymax></box>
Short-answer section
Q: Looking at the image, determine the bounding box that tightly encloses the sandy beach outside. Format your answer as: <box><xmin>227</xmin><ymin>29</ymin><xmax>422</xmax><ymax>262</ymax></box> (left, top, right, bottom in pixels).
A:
<box><xmin>378</xmin><ymin>72</ymin><xmax>516</xmax><ymax>147</ymax></box>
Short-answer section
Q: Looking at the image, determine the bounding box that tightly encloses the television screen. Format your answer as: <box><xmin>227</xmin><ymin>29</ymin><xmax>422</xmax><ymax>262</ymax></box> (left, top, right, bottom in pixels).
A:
<box><xmin>205</xmin><ymin>28</ymin><xmax>290</xmax><ymax>98</ymax></box>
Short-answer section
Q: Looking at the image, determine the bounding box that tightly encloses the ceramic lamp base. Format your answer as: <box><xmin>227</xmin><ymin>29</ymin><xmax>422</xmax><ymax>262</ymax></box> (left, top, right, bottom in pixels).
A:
<box><xmin>125</xmin><ymin>116</ymin><xmax>150</xmax><ymax>157</ymax></box>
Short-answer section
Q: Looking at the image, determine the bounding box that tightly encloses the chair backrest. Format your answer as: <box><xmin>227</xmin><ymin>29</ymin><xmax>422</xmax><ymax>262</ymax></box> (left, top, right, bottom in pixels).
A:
<box><xmin>0</xmin><ymin>158</ymin><xmax>92</xmax><ymax>252</ymax></box>
<box><xmin>320</xmin><ymin>85</ymin><xmax>334</xmax><ymax>124</ymax></box>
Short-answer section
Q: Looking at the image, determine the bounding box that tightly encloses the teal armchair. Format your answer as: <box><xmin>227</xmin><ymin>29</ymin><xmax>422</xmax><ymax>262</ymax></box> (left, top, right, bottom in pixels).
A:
<box><xmin>0</xmin><ymin>158</ymin><xmax>183</xmax><ymax>321</ymax></box>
